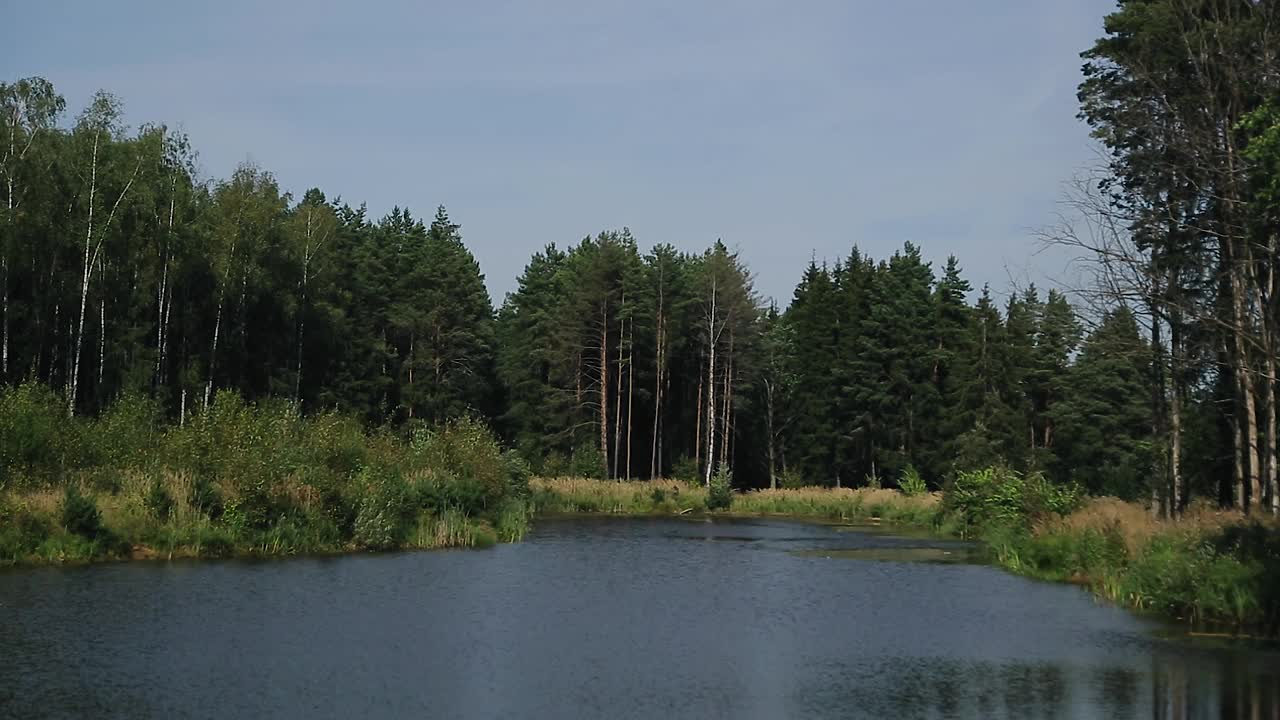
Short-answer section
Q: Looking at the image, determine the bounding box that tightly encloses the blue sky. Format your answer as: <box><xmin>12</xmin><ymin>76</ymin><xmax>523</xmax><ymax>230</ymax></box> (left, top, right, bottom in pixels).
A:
<box><xmin>3</xmin><ymin>0</ymin><xmax>1116</xmax><ymax>306</ymax></box>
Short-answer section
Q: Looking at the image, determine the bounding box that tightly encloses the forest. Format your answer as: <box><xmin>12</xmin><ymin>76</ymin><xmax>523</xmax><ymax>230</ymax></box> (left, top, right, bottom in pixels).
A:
<box><xmin>4</xmin><ymin>0</ymin><xmax>1280</xmax><ymax>525</ymax></box>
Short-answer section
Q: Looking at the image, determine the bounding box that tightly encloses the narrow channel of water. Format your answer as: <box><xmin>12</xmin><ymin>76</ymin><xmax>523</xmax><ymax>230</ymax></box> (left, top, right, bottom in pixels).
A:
<box><xmin>2</xmin><ymin>517</ymin><xmax>1276</xmax><ymax>719</ymax></box>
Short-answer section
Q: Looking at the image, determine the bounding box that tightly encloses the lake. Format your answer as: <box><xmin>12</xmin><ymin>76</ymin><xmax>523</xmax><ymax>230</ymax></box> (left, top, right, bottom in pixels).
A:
<box><xmin>2</xmin><ymin>517</ymin><xmax>1277</xmax><ymax>719</ymax></box>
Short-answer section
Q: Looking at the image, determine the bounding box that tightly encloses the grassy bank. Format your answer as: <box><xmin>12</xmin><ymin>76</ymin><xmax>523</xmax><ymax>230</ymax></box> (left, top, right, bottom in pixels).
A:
<box><xmin>944</xmin><ymin>467</ymin><xmax>1280</xmax><ymax>635</ymax></box>
<box><xmin>0</xmin><ymin>386</ymin><xmax>531</xmax><ymax>566</ymax></box>
<box><xmin>985</xmin><ymin>498</ymin><xmax>1279</xmax><ymax>634</ymax></box>
<box><xmin>530</xmin><ymin>476</ymin><xmax>940</xmax><ymax>525</ymax></box>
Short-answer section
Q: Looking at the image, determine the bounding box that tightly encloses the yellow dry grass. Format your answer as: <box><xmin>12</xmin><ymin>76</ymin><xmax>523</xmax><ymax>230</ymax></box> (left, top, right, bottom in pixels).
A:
<box><xmin>1035</xmin><ymin>495</ymin><xmax>1268</xmax><ymax>553</ymax></box>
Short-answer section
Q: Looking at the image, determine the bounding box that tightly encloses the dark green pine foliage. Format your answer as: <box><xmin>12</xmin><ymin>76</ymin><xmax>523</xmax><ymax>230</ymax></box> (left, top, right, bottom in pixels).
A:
<box><xmin>497</xmin><ymin>244</ymin><xmax>570</xmax><ymax>463</ymax></box>
<box><xmin>785</xmin><ymin>261</ymin><xmax>841</xmax><ymax>485</ymax></box>
<box><xmin>1051</xmin><ymin>307</ymin><xmax>1152</xmax><ymax>499</ymax></box>
<box><xmin>398</xmin><ymin>207</ymin><xmax>496</xmax><ymax>425</ymax></box>
<box><xmin>865</xmin><ymin>244</ymin><xmax>936</xmax><ymax>483</ymax></box>
<box><xmin>832</xmin><ymin>249</ymin><xmax>878</xmax><ymax>485</ymax></box>
<box><xmin>946</xmin><ymin>286</ymin><xmax>1020</xmax><ymax>475</ymax></box>
<box><xmin>921</xmin><ymin>256</ymin><xmax>973</xmax><ymax>482</ymax></box>
<box><xmin>1029</xmin><ymin>289</ymin><xmax>1081</xmax><ymax>468</ymax></box>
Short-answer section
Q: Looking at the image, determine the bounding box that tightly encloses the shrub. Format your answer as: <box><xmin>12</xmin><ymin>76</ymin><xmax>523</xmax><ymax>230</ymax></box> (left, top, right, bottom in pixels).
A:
<box><xmin>412</xmin><ymin>418</ymin><xmax>512</xmax><ymax>511</ymax></box>
<box><xmin>0</xmin><ymin>383</ymin><xmax>65</xmax><ymax>488</ymax></box>
<box><xmin>353</xmin><ymin>466</ymin><xmax>412</xmax><ymax>550</ymax></box>
<box><xmin>60</xmin><ymin>484</ymin><xmax>106</xmax><ymax>540</ymax></box>
<box><xmin>899</xmin><ymin>465</ymin><xmax>927</xmax><ymax>496</ymax></box>
<box><xmin>93</xmin><ymin>392</ymin><xmax>161</xmax><ymax>468</ymax></box>
<box><xmin>570</xmin><ymin>443</ymin><xmax>606</xmax><ymax>480</ymax></box>
<box><xmin>540</xmin><ymin>450</ymin><xmax>569</xmax><ymax>478</ymax></box>
<box><xmin>503</xmin><ymin>449</ymin><xmax>531</xmax><ymax>498</ymax></box>
<box><xmin>188</xmin><ymin>474</ymin><xmax>223</xmax><ymax>518</ymax></box>
<box><xmin>0</xmin><ymin>500</ymin><xmax>52</xmax><ymax>563</ymax></box>
<box><xmin>707</xmin><ymin>466</ymin><xmax>734</xmax><ymax>511</ymax></box>
<box><xmin>671</xmin><ymin>455</ymin><xmax>699</xmax><ymax>484</ymax></box>
<box><xmin>944</xmin><ymin>466</ymin><xmax>1080</xmax><ymax>534</ymax></box>
<box><xmin>144</xmin><ymin>477</ymin><xmax>175</xmax><ymax>521</ymax></box>
<box><xmin>778</xmin><ymin>469</ymin><xmax>806</xmax><ymax>490</ymax></box>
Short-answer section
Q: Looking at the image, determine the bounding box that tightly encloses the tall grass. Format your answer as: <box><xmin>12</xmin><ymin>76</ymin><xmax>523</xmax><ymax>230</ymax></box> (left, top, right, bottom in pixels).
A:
<box><xmin>0</xmin><ymin>385</ymin><xmax>530</xmax><ymax>565</ymax></box>
<box><xmin>529</xmin><ymin>477</ymin><xmax>941</xmax><ymax>525</ymax></box>
<box><xmin>531</xmin><ymin>477</ymin><xmax>708</xmax><ymax>514</ymax></box>
<box><xmin>953</xmin><ymin>469</ymin><xmax>1280</xmax><ymax>634</ymax></box>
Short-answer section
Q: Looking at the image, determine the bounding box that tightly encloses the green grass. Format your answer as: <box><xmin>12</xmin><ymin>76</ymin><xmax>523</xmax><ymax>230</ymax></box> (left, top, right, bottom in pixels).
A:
<box><xmin>529</xmin><ymin>477</ymin><xmax>943</xmax><ymax>526</ymax></box>
<box><xmin>0</xmin><ymin>389</ymin><xmax>531</xmax><ymax>566</ymax></box>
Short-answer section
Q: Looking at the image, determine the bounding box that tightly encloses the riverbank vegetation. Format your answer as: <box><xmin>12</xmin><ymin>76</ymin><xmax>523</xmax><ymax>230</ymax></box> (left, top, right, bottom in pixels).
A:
<box><xmin>529</xmin><ymin>476</ymin><xmax>940</xmax><ymax>525</ymax></box>
<box><xmin>0</xmin><ymin>385</ymin><xmax>531</xmax><ymax>565</ymax></box>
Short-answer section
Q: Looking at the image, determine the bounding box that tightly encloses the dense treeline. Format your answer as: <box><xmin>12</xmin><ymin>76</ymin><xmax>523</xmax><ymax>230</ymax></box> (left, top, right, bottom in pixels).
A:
<box><xmin>0</xmin><ymin>71</ymin><xmax>1221</xmax><ymax>501</ymax></box>
<box><xmin>3</xmin><ymin>0</ymin><xmax>1280</xmax><ymax>514</ymax></box>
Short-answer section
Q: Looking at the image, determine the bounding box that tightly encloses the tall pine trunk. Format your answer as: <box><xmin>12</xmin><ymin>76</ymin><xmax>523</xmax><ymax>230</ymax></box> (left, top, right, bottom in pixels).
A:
<box><xmin>650</xmin><ymin>290</ymin><xmax>665</xmax><ymax>480</ymax></box>
<box><xmin>625</xmin><ymin>319</ymin><xmax>634</xmax><ymax>482</ymax></box>
<box><xmin>612</xmin><ymin>309</ymin><xmax>624</xmax><ymax>479</ymax></box>
<box><xmin>703</xmin><ymin>280</ymin><xmax>717</xmax><ymax>487</ymax></box>
<box><xmin>598</xmin><ymin>305</ymin><xmax>609</xmax><ymax>479</ymax></box>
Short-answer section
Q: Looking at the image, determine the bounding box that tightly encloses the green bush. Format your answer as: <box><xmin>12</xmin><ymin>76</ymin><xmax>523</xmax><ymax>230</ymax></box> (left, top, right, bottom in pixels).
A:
<box><xmin>671</xmin><ymin>455</ymin><xmax>699</xmax><ymax>483</ymax></box>
<box><xmin>778</xmin><ymin>469</ymin><xmax>806</xmax><ymax>489</ymax></box>
<box><xmin>92</xmin><ymin>392</ymin><xmax>161</xmax><ymax>468</ymax></box>
<box><xmin>570</xmin><ymin>443</ymin><xmax>606</xmax><ymax>480</ymax></box>
<box><xmin>943</xmin><ymin>466</ymin><xmax>1080</xmax><ymax>533</ymax></box>
<box><xmin>60</xmin><ymin>484</ymin><xmax>105</xmax><ymax>540</ymax></box>
<box><xmin>503</xmin><ymin>449</ymin><xmax>531</xmax><ymax>498</ymax></box>
<box><xmin>412</xmin><ymin>418</ymin><xmax>513</xmax><ymax>511</ymax></box>
<box><xmin>144</xmin><ymin>478</ymin><xmax>175</xmax><ymax>521</ymax></box>
<box><xmin>899</xmin><ymin>465</ymin><xmax>927</xmax><ymax>496</ymax></box>
<box><xmin>188</xmin><ymin>474</ymin><xmax>223</xmax><ymax>518</ymax></box>
<box><xmin>0</xmin><ymin>383</ymin><xmax>65</xmax><ymax>488</ymax></box>
<box><xmin>353</xmin><ymin>466</ymin><xmax>412</xmax><ymax>550</ymax></box>
<box><xmin>0</xmin><ymin>500</ymin><xmax>52</xmax><ymax>563</ymax></box>
<box><xmin>707</xmin><ymin>466</ymin><xmax>733</xmax><ymax>511</ymax></box>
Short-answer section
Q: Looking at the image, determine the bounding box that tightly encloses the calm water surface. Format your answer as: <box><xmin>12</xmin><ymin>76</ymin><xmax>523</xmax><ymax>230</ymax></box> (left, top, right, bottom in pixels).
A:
<box><xmin>2</xmin><ymin>517</ymin><xmax>1277</xmax><ymax>719</ymax></box>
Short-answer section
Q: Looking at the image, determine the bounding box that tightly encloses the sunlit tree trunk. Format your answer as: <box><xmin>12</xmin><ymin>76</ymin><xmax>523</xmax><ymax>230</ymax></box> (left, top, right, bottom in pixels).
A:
<box><xmin>598</xmin><ymin>303</ymin><xmax>609</xmax><ymax>479</ymax></box>
<box><xmin>650</xmin><ymin>284</ymin><xmax>665</xmax><ymax>479</ymax></box>
<box><xmin>612</xmin><ymin>303</ymin><xmax>624</xmax><ymax>479</ymax></box>
<box><xmin>704</xmin><ymin>278</ymin><xmax>717</xmax><ymax>487</ymax></box>
<box><xmin>625</xmin><ymin>318</ymin><xmax>635</xmax><ymax>481</ymax></box>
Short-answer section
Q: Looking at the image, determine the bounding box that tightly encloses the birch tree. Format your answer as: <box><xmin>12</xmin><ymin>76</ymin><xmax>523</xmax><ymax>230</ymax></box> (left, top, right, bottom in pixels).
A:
<box><xmin>67</xmin><ymin>92</ymin><xmax>142</xmax><ymax>416</ymax></box>
<box><xmin>0</xmin><ymin>77</ymin><xmax>63</xmax><ymax>380</ymax></box>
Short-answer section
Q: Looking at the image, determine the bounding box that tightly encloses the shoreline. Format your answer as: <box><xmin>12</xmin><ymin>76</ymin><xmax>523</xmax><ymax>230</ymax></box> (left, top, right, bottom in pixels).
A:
<box><xmin>4</xmin><ymin>476</ymin><xmax>1277</xmax><ymax>639</ymax></box>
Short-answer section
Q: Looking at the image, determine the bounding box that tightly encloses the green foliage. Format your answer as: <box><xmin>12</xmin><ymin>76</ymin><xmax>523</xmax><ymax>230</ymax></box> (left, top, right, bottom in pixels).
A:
<box><xmin>898</xmin><ymin>465</ymin><xmax>927</xmax><ymax>496</ymax></box>
<box><xmin>707</xmin><ymin>466</ymin><xmax>734</xmax><ymax>511</ymax></box>
<box><xmin>0</xmin><ymin>500</ymin><xmax>52</xmax><ymax>564</ymax></box>
<box><xmin>60</xmin><ymin>484</ymin><xmax>105</xmax><ymax>540</ymax></box>
<box><xmin>0</xmin><ymin>384</ymin><xmax>65</xmax><ymax>489</ymax></box>
<box><xmin>671</xmin><ymin>455</ymin><xmax>699</xmax><ymax>484</ymax></box>
<box><xmin>353</xmin><ymin>466</ymin><xmax>412</xmax><ymax>550</ymax></box>
<box><xmin>144</xmin><ymin>477</ymin><xmax>174</xmax><ymax>521</ymax></box>
<box><xmin>570</xmin><ymin>444</ymin><xmax>606</xmax><ymax>480</ymax></box>
<box><xmin>411</xmin><ymin>417</ymin><xmax>513</xmax><ymax>511</ymax></box>
<box><xmin>188</xmin><ymin>474</ymin><xmax>222</xmax><ymax>519</ymax></box>
<box><xmin>777</xmin><ymin>469</ymin><xmax>806</xmax><ymax>490</ymax></box>
<box><xmin>944</xmin><ymin>466</ymin><xmax>1080</xmax><ymax>534</ymax></box>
